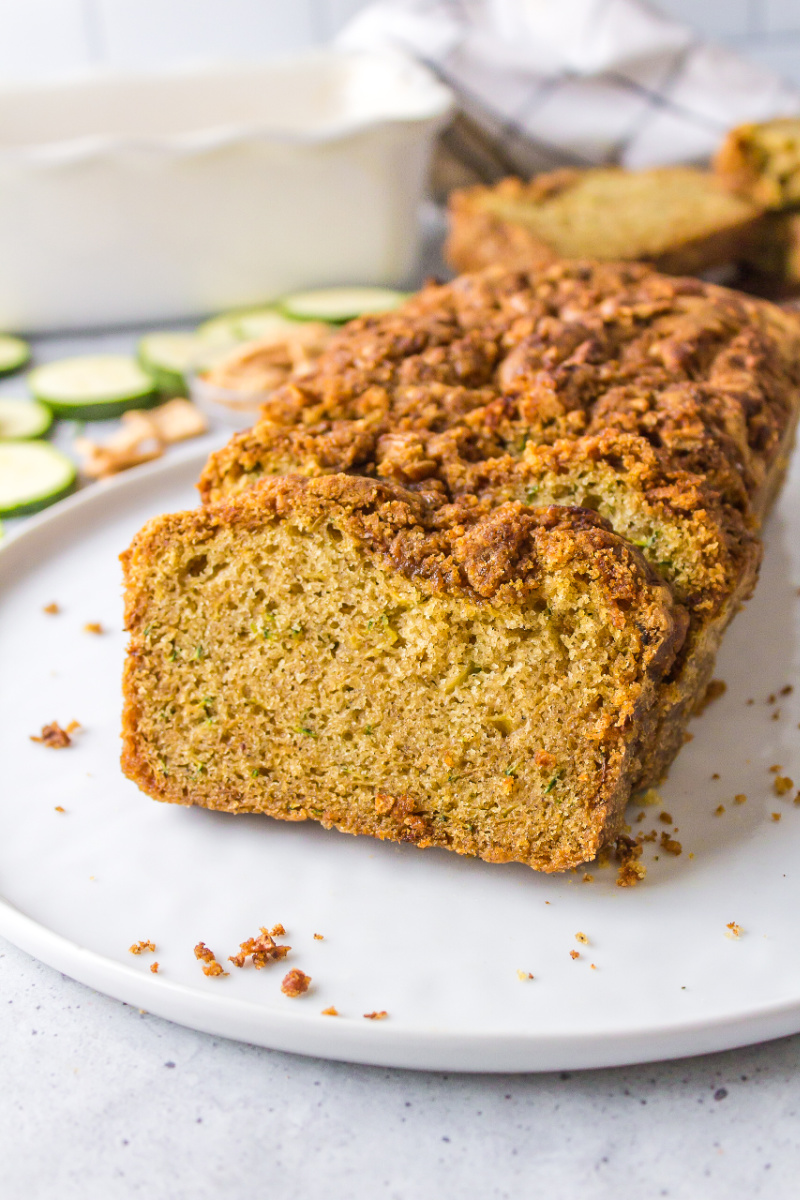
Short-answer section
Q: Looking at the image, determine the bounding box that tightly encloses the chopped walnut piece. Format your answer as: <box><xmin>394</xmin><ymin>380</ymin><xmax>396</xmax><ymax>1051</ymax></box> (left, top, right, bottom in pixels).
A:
<box><xmin>30</xmin><ymin>721</ymin><xmax>76</xmax><ymax>748</ymax></box>
<box><xmin>281</xmin><ymin>969</ymin><xmax>311</xmax><ymax>997</ymax></box>
<box><xmin>734</xmin><ymin>794</ymin><xmax>747</xmax><ymax>805</ymax></box>
<box><xmin>229</xmin><ymin>926</ymin><xmax>291</xmax><ymax>969</ymax></box>
<box><xmin>575</xmin><ymin>932</ymin><xmax>589</xmax><ymax>944</ymax></box>
<box><xmin>321</xmin><ymin>1006</ymin><xmax>339</xmax><ymax>1016</ymax></box>
<box><xmin>570</xmin><ymin>950</ymin><xmax>580</xmax><ymax>960</ymax></box>
<box><xmin>201</xmin><ymin>323</ymin><xmax>332</xmax><ymax>395</ymax></box>
<box><xmin>363</xmin><ymin>1010</ymin><xmax>388</xmax><ymax>1020</ymax></box>
<box><xmin>695</xmin><ymin>679</ymin><xmax>727</xmax><ymax>715</ymax></box>
<box><xmin>146</xmin><ymin>397</ymin><xmax>208</xmax><ymax>444</ymax></box>
<box><xmin>42</xmin><ymin>602</ymin><xmax>59</xmax><ymax>615</ymax></box>
<box><xmin>150</xmin><ymin>962</ymin><xmax>159</xmax><ymax>974</ymax></box>
<box><xmin>83</xmin><ymin>622</ymin><xmax>103</xmax><ymax>635</ymax></box>
<box><xmin>129</xmin><ymin>940</ymin><xmax>156</xmax><ymax>955</ymax></box>
<box><xmin>774</xmin><ymin>776</ymin><xmax>794</xmax><ymax>796</ymax></box>
<box><xmin>194</xmin><ymin>942</ymin><xmax>215</xmax><ymax>962</ymax></box>
<box><xmin>725</xmin><ymin>922</ymin><xmax>742</xmax><ymax>939</ymax></box>
<box><xmin>516</xmin><ymin>969</ymin><xmax>534</xmax><ymax>980</ymax></box>
<box><xmin>660</xmin><ymin>832</ymin><xmax>682</xmax><ymax>856</ymax></box>
<box><xmin>75</xmin><ymin>398</ymin><xmax>208</xmax><ymax>479</ymax></box>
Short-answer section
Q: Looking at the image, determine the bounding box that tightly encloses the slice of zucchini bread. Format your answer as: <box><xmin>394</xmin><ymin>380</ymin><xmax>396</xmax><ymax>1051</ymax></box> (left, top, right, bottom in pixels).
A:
<box><xmin>445</xmin><ymin>169</ymin><xmax>764</xmax><ymax>276</ymax></box>
<box><xmin>121</xmin><ymin>475</ymin><xmax>687</xmax><ymax>872</ymax></box>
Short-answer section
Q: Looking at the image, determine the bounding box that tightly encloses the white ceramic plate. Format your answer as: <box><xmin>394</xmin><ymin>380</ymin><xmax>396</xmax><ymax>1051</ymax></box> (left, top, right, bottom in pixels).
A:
<box><xmin>2</xmin><ymin>444</ymin><xmax>800</xmax><ymax>1073</ymax></box>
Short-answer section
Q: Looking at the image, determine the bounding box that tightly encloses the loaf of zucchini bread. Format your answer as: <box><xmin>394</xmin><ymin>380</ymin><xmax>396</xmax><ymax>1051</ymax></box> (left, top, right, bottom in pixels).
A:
<box><xmin>122</xmin><ymin>262</ymin><xmax>800</xmax><ymax>871</ymax></box>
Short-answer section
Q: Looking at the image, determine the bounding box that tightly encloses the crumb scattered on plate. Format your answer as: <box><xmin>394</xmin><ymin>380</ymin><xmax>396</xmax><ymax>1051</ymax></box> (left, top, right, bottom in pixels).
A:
<box><xmin>194</xmin><ymin>942</ymin><xmax>229</xmax><ymax>977</ymax></box>
<box><xmin>735</xmin><ymin>794</ymin><xmax>747</xmax><ymax>805</ymax></box>
<box><xmin>42</xmin><ymin>602</ymin><xmax>59</xmax><ymax>615</ymax></box>
<box><xmin>725</xmin><ymin>922</ymin><xmax>742</xmax><ymax>939</ymax></box>
<box><xmin>83</xmin><ymin>622</ymin><xmax>103</xmax><ymax>635</ymax></box>
<box><xmin>54</xmin><ymin>805</ymin><xmax>65</xmax><ymax>813</ymax></box>
<box><xmin>228</xmin><ymin>927</ymin><xmax>291</xmax><ymax>969</ymax></box>
<box><xmin>313</xmin><ymin>933</ymin><xmax>324</xmax><ymax>940</ymax></box>
<box><xmin>570</xmin><ymin>950</ymin><xmax>580</xmax><ymax>960</ymax></box>
<box><xmin>363</xmin><ymin>1010</ymin><xmax>388</xmax><ymax>1020</ymax></box>
<box><xmin>129</xmin><ymin>939</ymin><xmax>156</xmax><ymax>955</ymax></box>
<box><xmin>281</xmin><ymin>969</ymin><xmax>311</xmax><ymax>997</ymax></box>
<box><xmin>575</xmin><ymin>932</ymin><xmax>589</xmax><ymax>944</ymax></box>
<box><xmin>150</xmin><ymin>962</ymin><xmax>159</xmax><ymax>974</ymax></box>
<box><xmin>516</xmin><ymin>969</ymin><xmax>534</xmax><ymax>981</ymax></box>
<box><xmin>774</xmin><ymin>776</ymin><xmax>794</xmax><ymax>796</ymax></box>
<box><xmin>321</xmin><ymin>1006</ymin><xmax>338</xmax><ymax>1016</ymax></box>
<box><xmin>30</xmin><ymin>720</ymin><xmax>80</xmax><ymax>748</ymax></box>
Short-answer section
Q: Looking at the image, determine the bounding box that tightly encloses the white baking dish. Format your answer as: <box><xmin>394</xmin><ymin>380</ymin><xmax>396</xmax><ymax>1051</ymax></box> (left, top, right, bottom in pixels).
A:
<box><xmin>0</xmin><ymin>52</ymin><xmax>452</xmax><ymax>333</ymax></box>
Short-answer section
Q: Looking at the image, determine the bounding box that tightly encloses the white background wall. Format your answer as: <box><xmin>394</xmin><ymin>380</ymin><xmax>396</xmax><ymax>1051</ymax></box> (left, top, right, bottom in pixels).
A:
<box><xmin>0</xmin><ymin>1</ymin><xmax>799</xmax><ymax>86</ymax></box>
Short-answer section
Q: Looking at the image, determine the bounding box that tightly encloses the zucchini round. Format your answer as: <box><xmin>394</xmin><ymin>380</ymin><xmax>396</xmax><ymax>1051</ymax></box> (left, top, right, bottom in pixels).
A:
<box><xmin>0</xmin><ymin>441</ymin><xmax>77</xmax><ymax>516</ymax></box>
<box><xmin>29</xmin><ymin>355</ymin><xmax>158</xmax><ymax>421</ymax></box>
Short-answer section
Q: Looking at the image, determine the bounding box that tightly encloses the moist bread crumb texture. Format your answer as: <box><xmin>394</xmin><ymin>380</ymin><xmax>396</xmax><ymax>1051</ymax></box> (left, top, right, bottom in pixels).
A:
<box><xmin>122</xmin><ymin>262</ymin><xmax>800</xmax><ymax>872</ymax></box>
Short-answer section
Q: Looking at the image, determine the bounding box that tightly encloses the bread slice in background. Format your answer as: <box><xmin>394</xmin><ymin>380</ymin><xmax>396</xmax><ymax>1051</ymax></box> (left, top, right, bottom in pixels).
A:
<box><xmin>445</xmin><ymin>167</ymin><xmax>764</xmax><ymax>276</ymax></box>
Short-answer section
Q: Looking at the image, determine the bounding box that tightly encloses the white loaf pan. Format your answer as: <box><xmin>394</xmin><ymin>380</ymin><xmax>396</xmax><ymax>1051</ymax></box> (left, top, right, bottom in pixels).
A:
<box><xmin>0</xmin><ymin>52</ymin><xmax>452</xmax><ymax>333</ymax></box>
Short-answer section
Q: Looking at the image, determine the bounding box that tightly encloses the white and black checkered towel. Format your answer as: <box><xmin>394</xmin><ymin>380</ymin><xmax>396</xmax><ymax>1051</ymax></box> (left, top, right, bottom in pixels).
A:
<box><xmin>339</xmin><ymin>0</ymin><xmax>800</xmax><ymax>183</ymax></box>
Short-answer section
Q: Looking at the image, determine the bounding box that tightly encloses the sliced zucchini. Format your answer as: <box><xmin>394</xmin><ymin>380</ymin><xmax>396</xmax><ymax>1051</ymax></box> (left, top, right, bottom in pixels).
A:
<box><xmin>0</xmin><ymin>334</ymin><xmax>31</xmax><ymax>377</ymax></box>
<box><xmin>0</xmin><ymin>398</ymin><xmax>53</xmax><ymax>440</ymax></box>
<box><xmin>196</xmin><ymin>307</ymin><xmax>302</xmax><ymax>348</ymax></box>
<box><xmin>29</xmin><ymin>355</ymin><xmax>158</xmax><ymax>421</ymax></box>
<box><xmin>138</xmin><ymin>332</ymin><xmax>203</xmax><ymax>397</ymax></box>
<box><xmin>0</xmin><ymin>441</ymin><xmax>77</xmax><ymax>516</ymax></box>
<box><xmin>278</xmin><ymin>286</ymin><xmax>408</xmax><ymax>323</ymax></box>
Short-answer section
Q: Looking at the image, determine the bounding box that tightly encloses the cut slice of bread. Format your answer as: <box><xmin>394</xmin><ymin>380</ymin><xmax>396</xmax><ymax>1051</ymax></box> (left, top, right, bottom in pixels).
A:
<box><xmin>445</xmin><ymin>169</ymin><xmax>764</xmax><ymax>276</ymax></box>
<box><xmin>715</xmin><ymin>118</ymin><xmax>800</xmax><ymax>210</ymax></box>
<box><xmin>121</xmin><ymin>475</ymin><xmax>687</xmax><ymax>872</ymax></box>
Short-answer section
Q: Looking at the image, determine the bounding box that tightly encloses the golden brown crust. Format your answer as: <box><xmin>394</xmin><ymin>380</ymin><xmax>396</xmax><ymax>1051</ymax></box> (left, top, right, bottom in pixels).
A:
<box><xmin>199</xmin><ymin>262</ymin><xmax>800</xmax><ymax>524</ymax></box>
